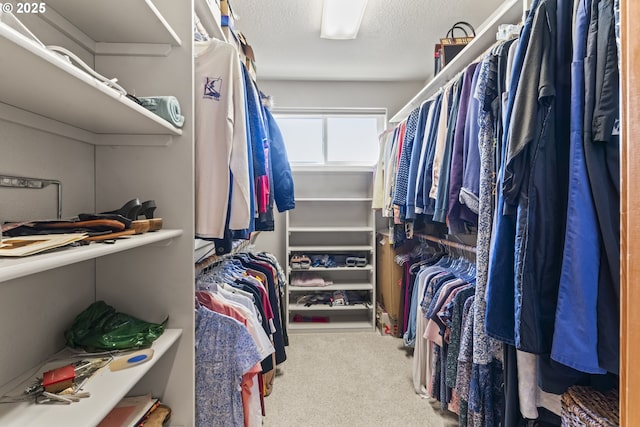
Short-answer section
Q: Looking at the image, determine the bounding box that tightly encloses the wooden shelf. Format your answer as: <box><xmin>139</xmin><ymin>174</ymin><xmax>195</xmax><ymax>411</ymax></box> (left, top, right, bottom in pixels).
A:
<box><xmin>45</xmin><ymin>0</ymin><xmax>182</xmax><ymax>46</ymax></box>
<box><xmin>0</xmin><ymin>329</ymin><xmax>182</xmax><ymax>427</ymax></box>
<box><xmin>288</xmin><ymin>226</ymin><xmax>373</xmax><ymax>233</ymax></box>
<box><xmin>0</xmin><ymin>229</ymin><xmax>183</xmax><ymax>284</ymax></box>
<box><xmin>0</xmin><ymin>23</ymin><xmax>183</xmax><ymax>144</ymax></box>
<box><xmin>390</xmin><ymin>0</ymin><xmax>523</xmax><ymax>123</ymax></box>
<box><xmin>289</xmin><ymin>284</ymin><xmax>374</xmax><ymax>292</ymax></box>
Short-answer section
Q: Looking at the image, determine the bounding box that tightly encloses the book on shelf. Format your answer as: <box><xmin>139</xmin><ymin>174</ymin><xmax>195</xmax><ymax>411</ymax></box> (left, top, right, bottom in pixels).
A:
<box><xmin>97</xmin><ymin>394</ymin><xmax>159</xmax><ymax>427</ymax></box>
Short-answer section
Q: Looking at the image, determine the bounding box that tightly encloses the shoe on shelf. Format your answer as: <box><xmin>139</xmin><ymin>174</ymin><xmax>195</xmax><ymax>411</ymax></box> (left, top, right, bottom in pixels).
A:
<box><xmin>299</xmin><ymin>255</ymin><xmax>311</xmax><ymax>269</ymax></box>
<box><xmin>130</xmin><ymin>219</ymin><xmax>150</xmax><ymax>234</ymax></box>
<box><xmin>140</xmin><ymin>199</ymin><xmax>157</xmax><ymax>219</ymax></box>
<box><xmin>78</xmin><ymin>198</ymin><xmax>162</xmax><ymax>236</ymax></box>
<box><xmin>292</xmin><ymin>314</ymin><xmax>330</xmax><ymax>323</ymax></box>
<box><xmin>78</xmin><ymin>199</ymin><xmax>139</xmax><ymax>229</ymax></box>
<box><xmin>100</xmin><ymin>198</ymin><xmax>142</xmax><ymax>221</ymax></box>
<box><xmin>310</xmin><ymin>255</ymin><xmax>324</xmax><ymax>267</ymax></box>
<box><xmin>96</xmin><ymin>198</ymin><xmax>163</xmax><ymax>235</ymax></box>
<box><xmin>330</xmin><ymin>290</ymin><xmax>348</xmax><ymax>306</ymax></box>
<box><xmin>77</xmin><ymin>213</ymin><xmax>131</xmax><ymax>229</ymax></box>
<box><xmin>99</xmin><ymin>198</ymin><xmax>146</xmax><ymax>234</ymax></box>
<box><xmin>139</xmin><ymin>200</ymin><xmax>163</xmax><ymax>232</ymax></box>
<box><xmin>290</xmin><ymin>255</ymin><xmax>303</xmax><ymax>269</ymax></box>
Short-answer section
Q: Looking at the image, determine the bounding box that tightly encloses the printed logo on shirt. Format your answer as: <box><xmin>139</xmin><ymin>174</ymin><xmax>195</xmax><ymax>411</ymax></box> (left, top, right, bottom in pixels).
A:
<box><xmin>203</xmin><ymin>77</ymin><xmax>222</xmax><ymax>100</ymax></box>
<box><xmin>612</xmin><ymin>118</ymin><xmax>620</xmax><ymax>136</ymax></box>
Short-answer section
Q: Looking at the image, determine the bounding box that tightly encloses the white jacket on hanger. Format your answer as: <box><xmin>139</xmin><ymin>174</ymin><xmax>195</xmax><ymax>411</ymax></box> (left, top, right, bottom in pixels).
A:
<box><xmin>195</xmin><ymin>39</ymin><xmax>251</xmax><ymax>238</ymax></box>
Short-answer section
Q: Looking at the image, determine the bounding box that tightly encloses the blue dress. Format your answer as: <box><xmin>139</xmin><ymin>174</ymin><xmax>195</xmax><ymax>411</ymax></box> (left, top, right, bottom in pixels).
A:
<box><xmin>195</xmin><ymin>307</ymin><xmax>262</xmax><ymax>427</ymax></box>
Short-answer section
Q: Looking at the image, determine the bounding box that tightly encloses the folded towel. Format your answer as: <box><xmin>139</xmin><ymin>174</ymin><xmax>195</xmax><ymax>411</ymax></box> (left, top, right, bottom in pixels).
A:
<box><xmin>138</xmin><ymin>96</ymin><xmax>185</xmax><ymax>128</ymax></box>
<box><xmin>291</xmin><ymin>273</ymin><xmax>333</xmax><ymax>287</ymax></box>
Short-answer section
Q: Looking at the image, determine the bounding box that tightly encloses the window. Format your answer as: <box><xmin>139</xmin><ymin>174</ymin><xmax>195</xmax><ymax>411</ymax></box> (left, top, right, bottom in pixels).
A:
<box><xmin>275</xmin><ymin>110</ymin><xmax>386</xmax><ymax>165</ymax></box>
<box><xmin>276</xmin><ymin>118</ymin><xmax>324</xmax><ymax>164</ymax></box>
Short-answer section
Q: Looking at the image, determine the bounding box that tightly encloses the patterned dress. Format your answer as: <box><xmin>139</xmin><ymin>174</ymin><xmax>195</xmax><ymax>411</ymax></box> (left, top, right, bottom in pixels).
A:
<box><xmin>195</xmin><ymin>307</ymin><xmax>262</xmax><ymax>427</ymax></box>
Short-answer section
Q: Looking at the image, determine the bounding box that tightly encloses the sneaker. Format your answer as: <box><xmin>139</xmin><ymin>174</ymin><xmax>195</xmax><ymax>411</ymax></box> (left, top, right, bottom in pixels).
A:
<box><xmin>299</xmin><ymin>255</ymin><xmax>311</xmax><ymax>269</ymax></box>
<box><xmin>330</xmin><ymin>290</ymin><xmax>348</xmax><ymax>306</ymax></box>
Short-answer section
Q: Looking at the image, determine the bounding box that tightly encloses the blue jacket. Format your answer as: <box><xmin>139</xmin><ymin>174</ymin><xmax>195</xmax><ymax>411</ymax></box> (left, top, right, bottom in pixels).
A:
<box><xmin>405</xmin><ymin>100</ymin><xmax>431</xmax><ymax>220</ymax></box>
<box><xmin>242</xmin><ymin>66</ymin><xmax>268</xmax><ymax>178</ymax></box>
<box><xmin>552</xmin><ymin>0</ymin><xmax>604</xmax><ymax>375</ymax></box>
<box><xmin>262</xmin><ymin>105</ymin><xmax>295</xmax><ymax>212</ymax></box>
<box><xmin>485</xmin><ymin>0</ymin><xmax>539</xmax><ymax>346</ymax></box>
<box><xmin>393</xmin><ymin>108</ymin><xmax>420</xmax><ymax>219</ymax></box>
<box><xmin>416</xmin><ymin>93</ymin><xmax>442</xmax><ymax>214</ymax></box>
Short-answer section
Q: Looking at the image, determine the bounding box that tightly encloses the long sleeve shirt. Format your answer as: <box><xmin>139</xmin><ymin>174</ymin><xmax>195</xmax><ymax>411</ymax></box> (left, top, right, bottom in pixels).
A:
<box><xmin>195</xmin><ymin>39</ymin><xmax>251</xmax><ymax>238</ymax></box>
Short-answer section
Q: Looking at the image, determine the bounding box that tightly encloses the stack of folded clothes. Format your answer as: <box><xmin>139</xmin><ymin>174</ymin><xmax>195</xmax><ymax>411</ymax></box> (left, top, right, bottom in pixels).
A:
<box><xmin>296</xmin><ymin>292</ymin><xmax>333</xmax><ymax>307</ymax></box>
<box><xmin>291</xmin><ymin>273</ymin><xmax>333</xmax><ymax>287</ymax></box>
<box><xmin>294</xmin><ymin>290</ymin><xmax>371</xmax><ymax>307</ymax></box>
<box><xmin>330</xmin><ymin>290</ymin><xmax>348</xmax><ymax>306</ymax></box>
<box><xmin>310</xmin><ymin>254</ymin><xmax>337</xmax><ymax>267</ymax></box>
<box><xmin>344</xmin><ymin>291</ymin><xmax>372</xmax><ymax>306</ymax></box>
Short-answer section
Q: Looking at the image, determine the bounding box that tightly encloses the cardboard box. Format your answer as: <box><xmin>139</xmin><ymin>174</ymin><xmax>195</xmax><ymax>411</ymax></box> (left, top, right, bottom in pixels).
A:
<box><xmin>376</xmin><ymin>234</ymin><xmax>405</xmax><ymax>337</ymax></box>
<box><xmin>376</xmin><ymin>303</ymin><xmax>399</xmax><ymax>337</ymax></box>
<box><xmin>381</xmin><ymin>312</ymin><xmax>399</xmax><ymax>337</ymax></box>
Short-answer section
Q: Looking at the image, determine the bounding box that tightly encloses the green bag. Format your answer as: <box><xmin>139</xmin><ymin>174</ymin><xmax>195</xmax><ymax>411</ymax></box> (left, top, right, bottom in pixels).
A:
<box><xmin>64</xmin><ymin>301</ymin><xmax>167</xmax><ymax>351</ymax></box>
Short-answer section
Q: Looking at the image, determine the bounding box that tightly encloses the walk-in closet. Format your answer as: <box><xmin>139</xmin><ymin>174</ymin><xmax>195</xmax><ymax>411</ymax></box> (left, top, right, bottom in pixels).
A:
<box><xmin>0</xmin><ymin>0</ymin><xmax>635</xmax><ymax>425</ymax></box>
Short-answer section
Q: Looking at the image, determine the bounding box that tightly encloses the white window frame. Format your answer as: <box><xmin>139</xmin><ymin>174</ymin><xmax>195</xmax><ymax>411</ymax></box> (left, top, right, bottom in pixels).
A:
<box><xmin>273</xmin><ymin>108</ymin><xmax>387</xmax><ymax>167</ymax></box>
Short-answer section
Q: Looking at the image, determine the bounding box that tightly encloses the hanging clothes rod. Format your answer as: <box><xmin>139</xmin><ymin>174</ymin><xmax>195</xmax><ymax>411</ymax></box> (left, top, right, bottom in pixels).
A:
<box><xmin>415</xmin><ymin>233</ymin><xmax>477</xmax><ymax>254</ymax></box>
<box><xmin>195</xmin><ymin>239</ymin><xmax>253</xmax><ymax>271</ymax></box>
<box><xmin>195</xmin><ymin>251</ymin><xmax>232</xmax><ymax>272</ymax></box>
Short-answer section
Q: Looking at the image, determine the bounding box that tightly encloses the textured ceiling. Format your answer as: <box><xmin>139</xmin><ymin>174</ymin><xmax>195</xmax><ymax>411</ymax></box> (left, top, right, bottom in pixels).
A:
<box><xmin>230</xmin><ymin>0</ymin><xmax>505</xmax><ymax>82</ymax></box>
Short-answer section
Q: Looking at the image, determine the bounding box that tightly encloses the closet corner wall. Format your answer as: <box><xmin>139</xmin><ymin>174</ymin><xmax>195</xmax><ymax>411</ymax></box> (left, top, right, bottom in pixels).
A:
<box><xmin>0</xmin><ymin>1</ymin><xmax>195</xmax><ymax>425</ymax></box>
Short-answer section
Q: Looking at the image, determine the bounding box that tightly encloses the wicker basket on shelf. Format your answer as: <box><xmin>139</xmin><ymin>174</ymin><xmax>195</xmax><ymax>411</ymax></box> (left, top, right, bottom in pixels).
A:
<box><xmin>561</xmin><ymin>385</ymin><xmax>619</xmax><ymax>426</ymax></box>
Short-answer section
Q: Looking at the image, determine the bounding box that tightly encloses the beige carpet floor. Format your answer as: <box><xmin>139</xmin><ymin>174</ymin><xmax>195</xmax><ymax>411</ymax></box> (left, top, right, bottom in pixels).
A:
<box><xmin>263</xmin><ymin>331</ymin><xmax>459</xmax><ymax>427</ymax></box>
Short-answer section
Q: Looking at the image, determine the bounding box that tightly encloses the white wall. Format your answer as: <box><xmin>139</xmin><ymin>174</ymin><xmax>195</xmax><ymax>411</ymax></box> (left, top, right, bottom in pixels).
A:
<box><xmin>252</xmin><ymin>79</ymin><xmax>421</xmax><ymax>265</ymax></box>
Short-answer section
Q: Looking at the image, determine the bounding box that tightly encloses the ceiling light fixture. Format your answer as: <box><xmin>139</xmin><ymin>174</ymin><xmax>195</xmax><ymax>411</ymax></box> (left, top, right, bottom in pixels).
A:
<box><xmin>321</xmin><ymin>0</ymin><xmax>369</xmax><ymax>40</ymax></box>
